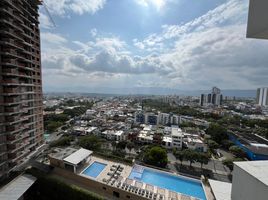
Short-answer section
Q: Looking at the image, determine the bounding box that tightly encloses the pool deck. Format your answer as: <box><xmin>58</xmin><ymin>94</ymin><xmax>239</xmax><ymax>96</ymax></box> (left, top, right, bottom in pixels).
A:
<box><xmin>78</xmin><ymin>158</ymin><xmax>208</xmax><ymax>200</ymax></box>
<box><xmin>79</xmin><ymin>156</ymin><xmax>133</xmax><ymax>183</ymax></box>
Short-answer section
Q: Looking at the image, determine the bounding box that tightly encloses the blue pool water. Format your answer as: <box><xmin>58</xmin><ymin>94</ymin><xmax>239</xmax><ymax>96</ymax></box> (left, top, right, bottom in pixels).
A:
<box><xmin>129</xmin><ymin>168</ymin><xmax>206</xmax><ymax>200</ymax></box>
<box><xmin>82</xmin><ymin>162</ymin><xmax>107</xmax><ymax>178</ymax></box>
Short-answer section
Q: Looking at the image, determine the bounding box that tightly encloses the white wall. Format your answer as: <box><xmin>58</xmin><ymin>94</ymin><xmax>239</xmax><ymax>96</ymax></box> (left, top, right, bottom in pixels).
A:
<box><xmin>231</xmin><ymin>164</ymin><xmax>268</xmax><ymax>200</ymax></box>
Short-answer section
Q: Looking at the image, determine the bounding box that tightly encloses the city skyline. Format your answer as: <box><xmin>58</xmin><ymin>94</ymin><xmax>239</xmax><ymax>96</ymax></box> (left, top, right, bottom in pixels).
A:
<box><xmin>40</xmin><ymin>0</ymin><xmax>268</xmax><ymax>93</ymax></box>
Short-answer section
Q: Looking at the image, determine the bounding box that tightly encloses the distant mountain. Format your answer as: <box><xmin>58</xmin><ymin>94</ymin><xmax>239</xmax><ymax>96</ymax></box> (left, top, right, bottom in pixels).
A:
<box><xmin>44</xmin><ymin>87</ymin><xmax>257</xmax><ymax>98</ymax></box>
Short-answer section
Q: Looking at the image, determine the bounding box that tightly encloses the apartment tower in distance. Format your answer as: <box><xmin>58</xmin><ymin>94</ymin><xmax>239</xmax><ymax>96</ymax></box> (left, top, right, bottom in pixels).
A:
<box><xmin>256</xmin><ymin>87</ymin><xmax>268</xmax><ymax>107</ymax></box>
<box><xmin>200</xmin><ymin>87</ymin><xmax>223</xmax><ymax>107</ymax></box>
<box><xmin>0</xmin><ymin>0</ymin><xmax>44</xmax><ymax>177</ymax></box>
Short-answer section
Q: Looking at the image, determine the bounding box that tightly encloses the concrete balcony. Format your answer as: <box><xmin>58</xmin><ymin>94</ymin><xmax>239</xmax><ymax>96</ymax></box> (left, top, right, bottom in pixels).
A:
<box><xmin>0</xmin><ymin>97</ymin><xmax>21</xmax><ymax>105</ymax></box>
<box><xmin>0</xmin><ymin>79</ymin><xmax>19</xmax><ymax>85</ymax></box>
<box><xmin>0</xmin><ymin>19</ymin><xmax>24</xmax><ymax>32</ymax></box>
<box><xmin>7</xmin><ymin>132</ymin><xmax>29</xmax><ymax>144</ymax></box>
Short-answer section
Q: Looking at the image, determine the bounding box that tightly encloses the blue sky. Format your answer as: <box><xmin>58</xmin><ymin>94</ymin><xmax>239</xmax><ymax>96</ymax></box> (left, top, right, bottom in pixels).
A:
<box><xmin>39</xmin><ymin>0</ymin><xmax>268</xmax><ymax>93</ymax></box>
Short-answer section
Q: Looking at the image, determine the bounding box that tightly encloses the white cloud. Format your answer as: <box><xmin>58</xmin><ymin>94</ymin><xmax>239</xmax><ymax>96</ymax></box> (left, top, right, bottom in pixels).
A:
<box><xmin>39</xmin><ymin>12</ymin><xmax>54</xmax><ymax>29</ymax></box>
<box><xmin>136</xmin><ymin>0</ymin><xmax>168</xmax><ymax>11</ymax></box>
<box><xmin>94</xmin><ymin>37</ymin><xmax>127</xmax><ymax>52</ymax></box>
<box><xmin>90</xmin><ymin>28</ymin><xmax>98</xmax><ymax>37</ymax></box>
<box><xmin>41</xmin><ymin>0</ymin><xmax>268</xmax><ymax>91</ymax></box>
<box><xmin>41</xmin><ymin>32</ymin><xmax>67</xmax><ymax>44</ymax></box>
<box><xmin>43</xmin><ymin>0</ymin><xmax>106</xmax><ymax>16</ymax></box>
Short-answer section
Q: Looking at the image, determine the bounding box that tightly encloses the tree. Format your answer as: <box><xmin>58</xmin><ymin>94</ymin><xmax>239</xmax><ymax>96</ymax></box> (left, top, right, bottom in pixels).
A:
<box><xmin>49</xmin><ymin>136</ymin><xmax>73</xmax><ymax>147</ymax></box>
<box><xmin>174</xmin><ymin>151</ymin><xmax>184</xmax><ymax>166</ymax></box>
<box><xmin>229</xmin><ymin>146</ymin><xmax>246</xmax><ymax>158</ymax></box>
<box><xmin>223</xmin><ymin>158</ymin><xmax>244</xmax><ymax>171</ymax></box>
<box><xmin>207</xmin><ymin>140</ymin><xmax>219</xmax><ymax>150</ymax></box>
<box><xmin>196</xmin><ymin>153</ymin><xmax>209</xmax><ymax>168</ymax></box>
<box><xmin>126</xmin><ymin>142</ymin><xmax>135</xmax><ymax>151</ymax></box>
<box><xmin>183</xmin><ymin>149</ymin><xmax>197</xmax><ymax>167</ymax></box>
<box><xmin>78</xmin><ymin>136</ymin><xmax>101</xmax><ymax>151</ymax></box>
<box><xmin>116</xmin><ymin>141</ymin><xmax>128</xmax><ymax>150</ymax></box>
<box><xmin>206</xmin><ymin>123</ymin><xmax>228</xmax><ymax>144</ymax></box>
<box><xmin>222</xmin><ymin>158</ymin><xmax>234</xmax><ymax>171</ymax></box>
<box><xmin>222</xmin><ymin>140</ymin><xmax>234</xmax><ymax>150</ymax></box>
<box><xmin>143</xmin><ymin>146</ymin><xmax>168</xmax><ymax>168</ymax></box>
<box><xmin>111</xmin><ymin>141</ymin><xmax>117</xmax><ymax>150</ymax></box>
<box><xmin>46</xmin><ymin>121</ymin><xmax>62</xmax><ymax>133</ymax></box>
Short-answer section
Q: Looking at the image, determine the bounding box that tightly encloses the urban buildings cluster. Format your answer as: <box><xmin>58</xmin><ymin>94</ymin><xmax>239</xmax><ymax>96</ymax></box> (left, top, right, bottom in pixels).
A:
<box><xmin>200</xmin><ymin>87</ymin><xmax>223</xmax><ymax>107</ymax></box>
<box><xmin>0</xmin><ymin>1</ymin><xmax>268</xmax><ymax>200</ymax></box>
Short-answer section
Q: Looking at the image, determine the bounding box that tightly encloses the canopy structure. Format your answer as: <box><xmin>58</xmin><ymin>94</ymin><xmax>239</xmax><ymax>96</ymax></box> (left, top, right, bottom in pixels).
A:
<box><xmin>63</xmin><ymin>148</ymin><xmax>93</xmax><ymax>173</ymax></box>
<box><xmin>247</xmin><ymin>0</ymin><xmax>268</xmax><ymax>39</ymax></box>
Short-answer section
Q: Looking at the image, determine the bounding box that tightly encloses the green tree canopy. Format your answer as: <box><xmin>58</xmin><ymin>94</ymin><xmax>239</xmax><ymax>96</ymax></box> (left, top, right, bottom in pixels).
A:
<box><xmin>183</xmin><ymin>149</ymin><xmax>197</xmax><ymax>167</ymax></box>
<box><xmin>229</xmin><ymin>145</ymin><xmax>246</xmax><ymax>158</ymax></box>
<box><xmin>143</xmin><ymin>146</ymin><xmax>168</xmax><ymax>168</ymax></box>
<box><xmin>207</xmin><ymin>139</ymin><xmax>219</xmax><ymax>150</ymax></box>
<box><xmin>116</xmin><ymin>141</ymin><xmax>128</xmax><ymax>150</ymax></box>
<box><xmin>196</xmin><ymin>153</ymin><xmax>210</xmax><ymax>168</ymax></box>
<box><xmin>223</xmin><ymin>158</ymin><xmax>244</xmax><ymax>171</ymax></box>
<box><xmin>49</xmin><ymin>136</ymin><xmax>73</xmax><ymax>148</ymax></box>
<box><xmin>206</xmin><ymin>123</ymin><xmax>228</xmax><ymax>144</ymax></box>
<box><xmin>174</xmin><ymin>151</ymin><xmax>184</xmax><ymax>165</ymax></box>
<box><xmin>78</xmin><ymin>136</ymin><xmax>101</xmax><ymax>151</ymax></box>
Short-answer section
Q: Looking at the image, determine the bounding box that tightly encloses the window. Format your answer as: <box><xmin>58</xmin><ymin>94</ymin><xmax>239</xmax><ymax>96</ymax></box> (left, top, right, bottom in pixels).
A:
<box><xmin>113</xmin><ymin>191</ymin><xmax>120</xmax><ymax>198</ymax></box>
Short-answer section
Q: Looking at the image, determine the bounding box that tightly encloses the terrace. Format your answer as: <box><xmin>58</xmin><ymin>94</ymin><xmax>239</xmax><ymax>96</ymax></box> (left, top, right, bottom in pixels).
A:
<box><xmin>49</xmin><ymin>148</ymin><xmax>210</xmax><ymax>200</ymax></box>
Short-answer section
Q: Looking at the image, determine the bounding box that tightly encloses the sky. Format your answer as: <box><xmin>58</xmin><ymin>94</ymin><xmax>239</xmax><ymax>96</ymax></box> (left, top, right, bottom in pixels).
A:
<box><xmin>39</xmin><ymin>0</ymin><xmax>268</xmax><ymax>94</ymax></box>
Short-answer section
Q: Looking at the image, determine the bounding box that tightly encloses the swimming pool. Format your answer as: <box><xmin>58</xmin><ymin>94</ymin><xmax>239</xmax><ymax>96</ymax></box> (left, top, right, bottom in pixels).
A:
<box><xmin>82</xmin><ymin>161</ymin><xmax>107</xmax><ymax>178</ymax></box>
<box><xmin>129</xmin><ymin>167</ymin><xmax>206</xmax><ymax>200</ymax></box>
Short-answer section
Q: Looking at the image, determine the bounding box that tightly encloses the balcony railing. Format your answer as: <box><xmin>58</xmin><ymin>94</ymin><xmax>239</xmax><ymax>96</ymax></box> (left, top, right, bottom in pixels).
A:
<box><xmin>5</xmin><ymin>107</ymin><xmax>20</xmax><ymax>113</ymax></box>
<box><xmin>0</xmin><ymin>79</ymin><xmax>19</xmax><ymax>84</ymax></box>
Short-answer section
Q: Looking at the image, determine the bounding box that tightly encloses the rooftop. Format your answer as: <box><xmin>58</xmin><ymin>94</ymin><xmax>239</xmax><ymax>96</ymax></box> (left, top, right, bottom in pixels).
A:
<box><xmin>208</xmin><ymin>179</ymin><xmax>231</xmax><ymax>200</ymax></box>
<box><xmin>63</xmin><ymin>148</ymin><xmax>93</xmax><ymax>165</ymax></box>
<box><xmin>234</xmin><ymin>161</ymin><xmax>268</xmax><ymax>186</ymax></box>
<box><xmin>49</xmin><ymin>147</ymin><xmax>77</xmax><ymax>160</ymax></box>
<box><xmin>171</xmin><ymin>128</ymin><xmax>183</xmax><ymax>137</ymax></box>
<box><xmin>0</xmin><ymin>174</ymin><xmax>36</xmax><ymax>200</ymax></box>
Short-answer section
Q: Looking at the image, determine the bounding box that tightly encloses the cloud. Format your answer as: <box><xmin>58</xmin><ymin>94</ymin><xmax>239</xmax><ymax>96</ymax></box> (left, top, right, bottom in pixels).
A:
<box><xmin>41</xmin><ymin>0</ymin><xmax>268</xmax><ymax>91</ymax></box>
<box><xmin>39</xmin><ymin>12</ymin><xmax>54</xmax><ymax>29</ymax></box>
<box><xmin>90</xmin><ymin>28</ymin><xmax>98</xmax><ymax>37</ymax></box>
<box><xmin>95</xmin><ymin>37</ymin><xmax>127</xmax><ymax>51</ymax></box>
<box><xmin>41</xmin><ymin>32</ymin><xmax>67</xmax><ymax>44</ymax></box>
<box><xmin>43</xmin><ymin>0</ymin><xmax>106</xmax><ymax>16</ymax></box>
<box><xmin>41</xmin><ymin>34</ymin><xmax>173</xmax><ymax>78</ymax></box>
<box><xmin>69</xmin><ymin>50</ymin><xmax>173</xmax><ymax>75</ymax></box>
<box><xmin>135</xmin><ymin>0</ymin><xmax>172</xmax><ymax>11</ymax></box>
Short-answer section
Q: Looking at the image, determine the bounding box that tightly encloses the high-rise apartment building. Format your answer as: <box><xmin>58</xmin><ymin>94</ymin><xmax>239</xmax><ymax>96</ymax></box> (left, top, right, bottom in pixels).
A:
<box><xmin>200</xmin><ymin>87</ymin><xmax>223</xmax><ymax>107</ymax></box>
<box><xmin>256</xmin><ymin>87</ymin><xmax>268</xmax><ymax>107</ymax></box>
<box><xmin>0</xmin><ymin>0</ymin><xmax>44</xmax><ymax>177</ymax></box>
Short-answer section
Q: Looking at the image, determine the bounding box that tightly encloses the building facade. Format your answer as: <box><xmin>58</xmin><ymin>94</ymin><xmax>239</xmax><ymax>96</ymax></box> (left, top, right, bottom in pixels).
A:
<box><xmin>0</xmin><ymin>0</ymin><xmax>44</xmax><ymax>177</ymax></box>
<box><xmin>256</xmin><ymin>87</ymin><xmax>268</xmax><ymax>107</ymax></box>
<box><xmin>231</xmin><ymin>161</ymin><xmax>268</xmax><ymax>200</ymax></box>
